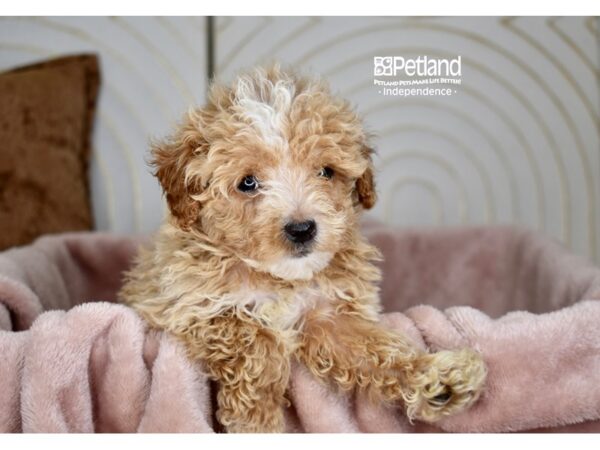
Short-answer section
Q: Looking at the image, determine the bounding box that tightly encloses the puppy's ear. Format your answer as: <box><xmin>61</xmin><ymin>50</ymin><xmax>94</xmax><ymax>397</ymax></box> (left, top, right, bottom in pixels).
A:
<box><xmin>356</xmin><ymin>146</ymin><xmax>376</xmax><ymax>209</ymax></box>
<box><xmin>151</xmin><ymin>119</ymin><xmax>206</xmax><ymax>229</ymax></box>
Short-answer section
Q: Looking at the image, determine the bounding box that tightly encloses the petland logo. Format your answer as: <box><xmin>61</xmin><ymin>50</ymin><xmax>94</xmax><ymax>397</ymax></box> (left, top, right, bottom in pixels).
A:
<box><xmin>373</xmin><ymin>56</ymin><xmax>462</xmax><ymax>97</ymax></box>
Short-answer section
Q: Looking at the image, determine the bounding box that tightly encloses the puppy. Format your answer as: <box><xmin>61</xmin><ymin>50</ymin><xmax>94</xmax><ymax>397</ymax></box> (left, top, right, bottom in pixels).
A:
<box><xmin>119</xmin><ymin>65</ymin><xmax>486</xmax><ymax>432</ymax></box>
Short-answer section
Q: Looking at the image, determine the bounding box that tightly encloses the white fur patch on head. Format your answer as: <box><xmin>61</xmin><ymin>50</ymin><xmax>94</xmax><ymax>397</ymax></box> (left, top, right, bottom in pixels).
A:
<box><xmin>234</xmin><ymin>69</ymin><xmax>295</xmax><ymax>148</ymax></box>
<box><xmin>264</xmin><ymin>251</ymin><xmax>333</xmax><ymax>281</ymax></box>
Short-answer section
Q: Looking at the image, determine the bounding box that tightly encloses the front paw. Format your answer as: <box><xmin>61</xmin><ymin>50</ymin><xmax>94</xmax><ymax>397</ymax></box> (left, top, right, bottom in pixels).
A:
<box><xmin>403</xmin><ymin>349</ymin><xmax>487</xmax><ymax>422</ymax></box>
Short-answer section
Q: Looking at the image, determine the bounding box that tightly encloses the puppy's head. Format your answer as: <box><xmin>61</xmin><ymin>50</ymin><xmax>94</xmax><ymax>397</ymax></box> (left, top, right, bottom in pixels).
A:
<box><xmin>152</xmin><ymin>65</ymin><xmax>376</xmax><ymax>281</ymax></box>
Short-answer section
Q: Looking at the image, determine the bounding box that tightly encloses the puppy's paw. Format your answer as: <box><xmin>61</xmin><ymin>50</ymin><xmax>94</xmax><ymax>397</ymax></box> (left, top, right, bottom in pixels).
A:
<box><xmin>403</xmin><ymin>348</ymin><xmax>486</xmax><ymax>422</ymax></box>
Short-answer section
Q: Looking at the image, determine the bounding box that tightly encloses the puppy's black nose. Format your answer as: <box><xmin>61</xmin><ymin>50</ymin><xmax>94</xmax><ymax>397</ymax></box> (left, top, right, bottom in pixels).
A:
<box><xmin>284</xmin><ymin>220</ymin><xmax>317</xmax><ymax>245</ymax></box>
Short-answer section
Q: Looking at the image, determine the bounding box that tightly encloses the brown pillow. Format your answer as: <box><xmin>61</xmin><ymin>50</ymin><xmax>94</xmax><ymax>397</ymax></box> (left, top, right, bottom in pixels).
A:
<box><xmin>0</xmin><ymin>54</ymin><xmax>100</xmax><ymax>250</ymax></box>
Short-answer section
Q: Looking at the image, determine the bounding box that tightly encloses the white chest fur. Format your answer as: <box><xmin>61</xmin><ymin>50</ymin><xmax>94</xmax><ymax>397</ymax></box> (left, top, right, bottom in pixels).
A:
<box><xmin>226</xmin><ymin>285</ymin><xmax>328</xmax><ymax>330</ymax></box>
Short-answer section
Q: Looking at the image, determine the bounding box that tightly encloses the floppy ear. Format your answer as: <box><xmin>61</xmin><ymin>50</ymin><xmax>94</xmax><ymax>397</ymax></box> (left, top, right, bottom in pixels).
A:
<box><xmin>151</xmin><ymin>122</ymin><xmax>206</xmax><ymax>230</ymax></box>
<box><xmin>356</xmin><ymin>146</ymin><xmax>376</xmax><ymax>209</ymax></box>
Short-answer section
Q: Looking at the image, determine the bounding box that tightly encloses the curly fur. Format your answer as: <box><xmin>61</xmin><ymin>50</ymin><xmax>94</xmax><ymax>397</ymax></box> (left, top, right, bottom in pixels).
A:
<box><xmin>119</xmin><ymin>64</ymin><xmax>486</xmax><ymax>432</ymax></box>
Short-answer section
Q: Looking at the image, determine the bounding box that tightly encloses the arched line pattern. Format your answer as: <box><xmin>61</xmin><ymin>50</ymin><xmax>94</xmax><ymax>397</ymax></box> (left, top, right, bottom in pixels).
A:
<box><xmin>216</xmin><ymin>17</ymin><xmax>234</xmax><ymax>35</ymax></box>
<box><xmin>585</xmin><ymin>17</ymin><xmax>599</xmax><ymax>38</ymax></box>
<box><xmin>404</xmin><ymin>20</ymin><xmax>594</xmax><ymax>259</ymax></box>
<box><xmin>548</xmin><ymin>17</ymin><xmax>600</xmax><ymax>84</ymax></box>
<box><xmin>0</xmin><ymin>42</ymin><xmax>119</xmax><ymax>230</ymax></box>
<box><xmin>328</xmin><ymin>47</ymin><xmax>552</xmax><ymax>232</ymax></box>
<box><xmin>337</xmin><ymin>51</ymin><xmax>547</xmax><ymax>231</ymax></box>
<box><xmin>348</xmin><ymin>60</ymin><xmax>560</xmax><ymax>236</ymax></box>
<box><xmin>142</xmin><ymin>16</ymin><xmax>206</xmax><ymax>220</ymax></box>
<box><xmin>155</xmin><ymin>17</ymin><xmax>205</xmax><ymax>65</ymax></box>
<box><xmin>110</xmin><ymin>17</ymin><xmax>196</xmax><ymax>103</ymax></box>
<box><xmin>380</xmin><ymin>150</ymin><xmax>469</xmax><ymax>223</ymax></box>
<box><xmin>299</xmin><ymin>39</ymin><xmax>573</xmax><ymax>247</ymax></box>
<box><xmin>379</xmin><ymin>124</ymin><xmax>496</xmax><ymax>222</ymax></box>
<box><xmin>217</xmin><ymin>17</ymin><xmax>272</xmax><ymax>74</ymax></box>
<box><xmin>364</xmin><ymin>99</ymin><xmax>521</xmax><ymax>221</ymax></box>
<box><xmin>503</xmin><ymin>18</ymin><xmax>600</xmax><ymax>137</ymax></box>
<box><xmin>385</xmin><ymin>177</ymin><xmax>445</xmax><ymax>225</ymax></box>
<box><xmin>257</xmin><ymin>17</ymin><xmax>322</xmax><ymax>65</ymax></box>
<box><xmin>22</xmin><ymin>16</ymin><xmax>173</xmax><ymax>119</ymax></box>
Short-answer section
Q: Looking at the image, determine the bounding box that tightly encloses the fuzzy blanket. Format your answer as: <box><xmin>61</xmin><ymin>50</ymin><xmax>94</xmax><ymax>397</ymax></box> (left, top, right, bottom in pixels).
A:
<box><xmin>1</xmin><ymin>222</ymin><xmax>600</xmax><ymax>433</ymax></box>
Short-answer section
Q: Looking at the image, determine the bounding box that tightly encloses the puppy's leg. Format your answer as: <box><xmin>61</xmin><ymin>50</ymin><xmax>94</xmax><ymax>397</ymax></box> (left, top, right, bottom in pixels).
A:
<box><xmin>401</xmin><ymin>347</ymin><xmax>486</xmax><ymax>422</ymax></box>
<box><xmin>182</xmin><ymin>312</ymin><xmax>290</xmax><ymax>433</ymax></box>
<box><xmin>297</xmin><ymin>309</ymin><xmax>486</xmax><ymax>422</ymax></box>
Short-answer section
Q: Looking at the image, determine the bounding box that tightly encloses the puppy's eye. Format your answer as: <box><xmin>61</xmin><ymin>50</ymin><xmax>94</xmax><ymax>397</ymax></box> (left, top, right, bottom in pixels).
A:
<box><xmin>318</xmin><ymin>167</ymin><xmax>334</xmax><ymax>179</ymax></box>
<box><xmin>238</xmin><ymin>175</ymin><xmax>259</xmax><ymax>193</ymax></box>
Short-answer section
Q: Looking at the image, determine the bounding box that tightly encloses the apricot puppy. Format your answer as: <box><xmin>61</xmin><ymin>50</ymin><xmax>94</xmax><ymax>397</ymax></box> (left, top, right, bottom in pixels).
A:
<box><xmin>119</xmin><ymin>65</ymin><xmax>486</xmax><ymax>432</ymax></box>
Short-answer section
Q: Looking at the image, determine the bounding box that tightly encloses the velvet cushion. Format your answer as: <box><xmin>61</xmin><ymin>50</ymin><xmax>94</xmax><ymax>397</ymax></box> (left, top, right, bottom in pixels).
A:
<box><xmin>0</xmin><ymin>54</ymin><xmax>100</xmax><ymax>250</ymax></box>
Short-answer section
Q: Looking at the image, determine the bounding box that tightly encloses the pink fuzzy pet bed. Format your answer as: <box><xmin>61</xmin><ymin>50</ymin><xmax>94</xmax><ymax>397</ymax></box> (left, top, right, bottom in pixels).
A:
<box><xmin>1</xmin><ymin>222</ymin><xmax>600</xmax><ymax>433</ymax></box>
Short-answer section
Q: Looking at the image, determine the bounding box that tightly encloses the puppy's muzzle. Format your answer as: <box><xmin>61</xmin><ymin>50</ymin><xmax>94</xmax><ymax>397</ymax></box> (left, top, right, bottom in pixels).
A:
<box><xmin>284</xmin><ymin>220</ymin><xmax>317</xmax><ymax>246</ymax></box>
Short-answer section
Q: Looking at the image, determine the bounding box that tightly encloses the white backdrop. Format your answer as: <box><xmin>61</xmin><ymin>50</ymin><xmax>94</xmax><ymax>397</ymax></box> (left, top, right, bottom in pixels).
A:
<box><xmin>1</xmin><ymin>17</ymin><xmax>599</xmax><ymax>262</ymax></box>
